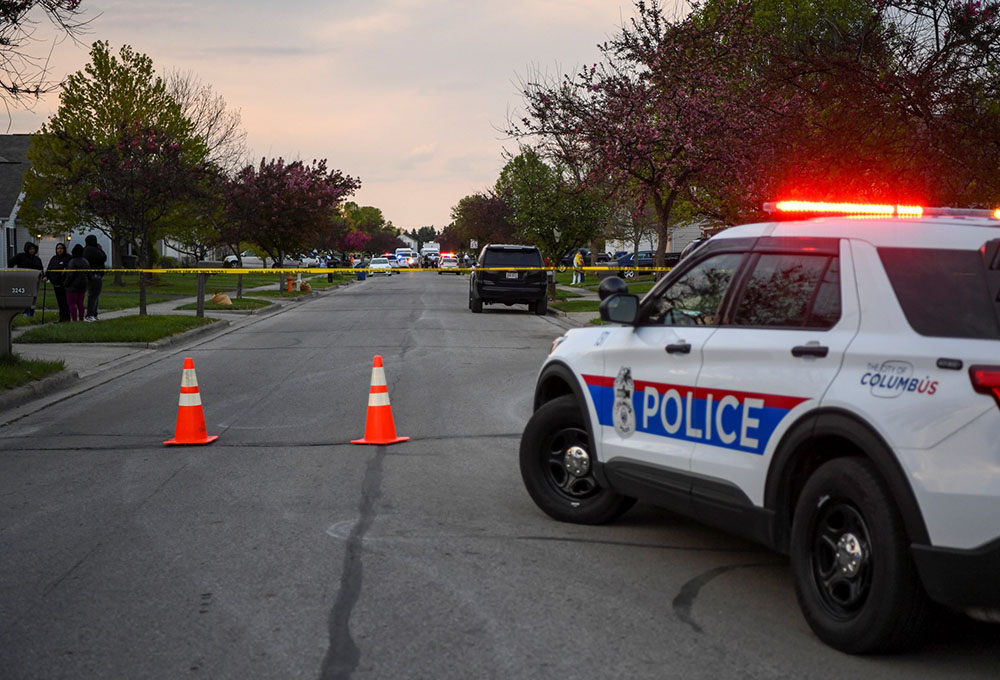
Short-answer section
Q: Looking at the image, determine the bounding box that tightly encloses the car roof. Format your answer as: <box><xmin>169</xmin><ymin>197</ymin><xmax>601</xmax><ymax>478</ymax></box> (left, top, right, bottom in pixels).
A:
<box><xmin>484</xmin><ymin>244</ymin><xmax>540</xmax><ymax>251</ymax></box>
<box><xmin>718</xmin><ymin>216</ymin><xmax>1000</xmax><ymax>250</ymax></box>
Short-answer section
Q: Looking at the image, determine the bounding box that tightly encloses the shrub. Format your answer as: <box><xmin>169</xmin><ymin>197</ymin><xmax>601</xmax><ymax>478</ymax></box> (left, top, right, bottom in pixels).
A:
<box><xmin>159</xmin><ymin>256</ymin><xmax>179</xmax><ymax>269</ymax></box>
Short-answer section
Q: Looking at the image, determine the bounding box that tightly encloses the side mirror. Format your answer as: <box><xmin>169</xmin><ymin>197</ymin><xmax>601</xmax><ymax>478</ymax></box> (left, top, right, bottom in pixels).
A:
<box><xmin>600</xmin><ymin>293</ymin><xmax>639</xmax><ymax>325</ymax></box>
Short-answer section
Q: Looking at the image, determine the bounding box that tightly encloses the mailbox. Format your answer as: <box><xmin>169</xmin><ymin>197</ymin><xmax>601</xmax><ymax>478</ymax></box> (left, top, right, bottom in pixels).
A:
<box><xmin>1</xmin><ymin>269</ymin><xmax>42</xmax><ymax>357</ymax></box>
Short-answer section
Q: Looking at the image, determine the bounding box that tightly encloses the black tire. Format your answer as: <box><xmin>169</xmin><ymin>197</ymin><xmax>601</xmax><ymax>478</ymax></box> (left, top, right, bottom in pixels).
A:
<box><xmin>520</xmin><ymin>396</ymin><xmax>635</xmax><ymax>524</ymax></box>
<box><xmin>790</xmin><ymin>457</ymin><xmax>931</xmax><ymax>653</ymax></box>
<box><xmin>438</xmin><ymin>271</ymin><xmax>442</xmax><ymax>275</ymax></box>
<box><xmin>471</xmin><ymin>290</ymin><xmax>483</xmax><ymax>313</ymax></box>
<box><xmin>534</xmin><ymin>297</ymin><xmax>547</xmax><ymax>316</ymax></box>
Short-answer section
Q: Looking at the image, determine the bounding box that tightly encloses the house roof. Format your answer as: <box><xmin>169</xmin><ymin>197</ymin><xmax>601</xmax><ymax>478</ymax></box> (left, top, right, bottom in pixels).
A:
<box><xmin>0</xmin><ymin>134</ymin><xmax>33</xmax><ymax>220</ymax></box>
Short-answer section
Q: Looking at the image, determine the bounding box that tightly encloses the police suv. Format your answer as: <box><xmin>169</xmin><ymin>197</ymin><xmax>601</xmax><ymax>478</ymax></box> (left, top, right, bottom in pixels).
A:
<box><xmin>519</xmin><ymin>201</ymin><xmax>1000</xmax><ymax>653</ymax></box>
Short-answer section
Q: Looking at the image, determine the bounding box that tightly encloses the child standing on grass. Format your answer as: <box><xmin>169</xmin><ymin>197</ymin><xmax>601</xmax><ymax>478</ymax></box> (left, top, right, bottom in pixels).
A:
<box><xmin>64</xmin><ymin>245</ymin><xmax>90</xmax><ymax>322</ymax></box>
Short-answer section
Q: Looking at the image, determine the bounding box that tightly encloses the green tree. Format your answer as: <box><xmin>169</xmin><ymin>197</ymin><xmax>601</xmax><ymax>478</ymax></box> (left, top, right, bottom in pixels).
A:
<box><xmin>21</xmin><ymin>41</ymin><xmax>209</xmax><ymax>313</ymax></box>
<box><xmin>495</xmin><ymin>147</ymin><xmax>606</xmax><ymax>262</ymax></box>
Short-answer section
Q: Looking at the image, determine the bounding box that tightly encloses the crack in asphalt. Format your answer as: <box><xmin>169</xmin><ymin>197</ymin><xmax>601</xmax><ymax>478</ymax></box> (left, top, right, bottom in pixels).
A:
<box><xmin>318</xmin><ymin>445</ymin><xmax>385</xmax><ymax>680</ymax></box>
<box><xmin>672</xmin><ymin>562</ymin><xmax>784</xmax><ymax>633</ymax></box>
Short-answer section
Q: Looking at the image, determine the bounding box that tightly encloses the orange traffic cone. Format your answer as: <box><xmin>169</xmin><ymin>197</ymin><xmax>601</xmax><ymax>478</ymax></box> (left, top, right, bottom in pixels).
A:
<box><xmin>351</xmin><ymin>355</ymin><xmax>409</xmax><ymax>445</ymax></box>
<box><xmin>164</xmin><ymin>357</ymin><xmax>219</xmax><ymax>446</ymax></box>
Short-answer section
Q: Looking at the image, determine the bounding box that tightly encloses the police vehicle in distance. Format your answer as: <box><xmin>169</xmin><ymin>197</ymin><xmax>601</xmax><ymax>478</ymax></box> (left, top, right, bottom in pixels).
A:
<box><xmin>519</xmin><ymin>200</ymin><xmax>1000</xmax><ymax>653</ymax></box>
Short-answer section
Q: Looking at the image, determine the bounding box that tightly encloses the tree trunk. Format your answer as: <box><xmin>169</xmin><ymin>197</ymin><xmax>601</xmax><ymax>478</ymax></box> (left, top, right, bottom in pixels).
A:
<box><xmin>112</xmin><ymin>238</ymin><xmax>124</xmax><ymax>286</ymax></box>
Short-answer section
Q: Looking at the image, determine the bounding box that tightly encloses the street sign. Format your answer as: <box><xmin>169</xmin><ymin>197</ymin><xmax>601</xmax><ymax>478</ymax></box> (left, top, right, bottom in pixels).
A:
<box><xmin>470</xmin><ymin>239</ymin><xmax>477</xmax><ymax>249</ymax></box>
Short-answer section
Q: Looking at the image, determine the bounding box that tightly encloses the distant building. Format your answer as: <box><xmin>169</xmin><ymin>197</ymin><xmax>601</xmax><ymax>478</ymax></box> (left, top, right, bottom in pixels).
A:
<box><xmin>0</xmin><ymin>133</ymin><xmax>111</xmax><ymax>267</ymax></box>
<box><xmin>605</xmin><ymin>221</ymin><xmax>706</xmax><ymax>257</ymax></box>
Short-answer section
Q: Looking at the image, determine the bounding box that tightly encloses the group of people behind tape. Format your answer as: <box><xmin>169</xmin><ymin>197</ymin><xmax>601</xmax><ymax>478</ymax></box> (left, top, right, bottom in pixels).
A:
<box><xmin>7</xmin><ymin>235</ymin><xmax>106</xmax><ymax>322</ymax></box>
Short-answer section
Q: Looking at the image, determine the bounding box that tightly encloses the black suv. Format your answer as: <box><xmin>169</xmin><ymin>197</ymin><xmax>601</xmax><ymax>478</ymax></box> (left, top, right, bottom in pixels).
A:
<box><xmin>469</xmin><ymin>244</ymin><xmax>547</xmax><ymax>315</ymax></box>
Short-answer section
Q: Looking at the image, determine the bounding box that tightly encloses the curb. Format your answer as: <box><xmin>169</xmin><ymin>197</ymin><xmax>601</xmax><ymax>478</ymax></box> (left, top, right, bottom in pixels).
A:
<box><xmin>0</xmin><ymin>369</ymin><xmax>79</xmax><ymax>413</ymax></box>
<box><xmin>148</xmin><ymin>318</ymin><xmax>231</xmax><ymax>349</ymax></box>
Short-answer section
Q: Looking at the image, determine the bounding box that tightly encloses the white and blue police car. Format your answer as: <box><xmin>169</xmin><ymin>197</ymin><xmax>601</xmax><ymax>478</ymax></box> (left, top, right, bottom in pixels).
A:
<box><xmin>519</xmin><ymin>201</ymin><xmax>1000</xmax><ymax>653</ymax></box>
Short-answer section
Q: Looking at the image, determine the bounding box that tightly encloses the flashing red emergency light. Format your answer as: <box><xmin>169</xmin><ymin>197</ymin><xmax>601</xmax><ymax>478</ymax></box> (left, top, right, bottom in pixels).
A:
<box><xmin>769</xmin><ymin>200</ymin><xmax>923</xmax><ymax>217</ymax></box>
<box><xmin>765</xmin><ymin>200</ymin><xmax>1000</xmax><ymax>220</ymax></box>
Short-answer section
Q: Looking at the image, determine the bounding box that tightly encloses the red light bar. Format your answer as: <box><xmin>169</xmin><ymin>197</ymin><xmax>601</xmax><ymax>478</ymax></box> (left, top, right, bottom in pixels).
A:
<box><xmin>765</xmin><ymin>201</ymin><xmax>1000</xmax><ymax>220</ymax></box>
<box><xmin>768</xmin><ymin>201</ymin><xmax>923</xmax><ymax>217</ymax></box>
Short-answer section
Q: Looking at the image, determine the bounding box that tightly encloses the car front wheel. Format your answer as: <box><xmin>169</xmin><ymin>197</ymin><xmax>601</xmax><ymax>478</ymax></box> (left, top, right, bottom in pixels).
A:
<box><xmin>790</xmin><ymin>457</ymin><xmax>931</xmax><ymax>653</ymax></box>
<box><xmin>519</xmin><ymin>396</ymin><xmax>634</xmax><ymax>524</ymax></box>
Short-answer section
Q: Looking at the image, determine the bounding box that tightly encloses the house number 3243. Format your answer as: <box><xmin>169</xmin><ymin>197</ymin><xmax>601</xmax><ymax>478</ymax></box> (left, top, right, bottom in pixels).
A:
<box><xmin>10</xmin><ymin>287</ymin><xmax>26</xmax><ymax>294</ymax></box>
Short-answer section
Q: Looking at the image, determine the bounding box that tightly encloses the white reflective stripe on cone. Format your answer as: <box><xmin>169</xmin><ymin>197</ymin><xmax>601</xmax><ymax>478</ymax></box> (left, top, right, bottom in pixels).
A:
<box><xmin>371</xmin><ymin>366</ymin><xmax>387</xmax><ymax>386</ymax></box>
<box><xmin>367</xmin><ymin>392</ymin><xmax>391</xmax><ymax>407</ymax></box>
<box><xmin>179</xmin><ymin>392</ymin><xmax>203</xmax><ymax>407</ymax></box>
<box><xmin>181</xmin><ymin>370</ymin><xmax>199</xmax><ymax>388</ymax></box>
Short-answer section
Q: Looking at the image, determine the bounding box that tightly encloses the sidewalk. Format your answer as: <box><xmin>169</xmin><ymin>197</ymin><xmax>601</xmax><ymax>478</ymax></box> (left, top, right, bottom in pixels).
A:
<box><xmin>9</xmin><ymin>279</ymin><xmax>342</xmax><ymax>378</ymax></box>
<box><xmin>552</xmin><ymin>280</ymin><xmax>602</xmax><ymax>328</ymax></box>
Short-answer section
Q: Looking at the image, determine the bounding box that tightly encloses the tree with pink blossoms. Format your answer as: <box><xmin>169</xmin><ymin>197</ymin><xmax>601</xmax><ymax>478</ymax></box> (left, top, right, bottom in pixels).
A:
<box><xmin>512</xmin><ymin>1</ymin><xmax>781</xmax><ymax>268</ymax></box>
<box><xmin>224</xmin><ymin>157</ymin><xmax>360</xmax><ymax>275</ymax></box>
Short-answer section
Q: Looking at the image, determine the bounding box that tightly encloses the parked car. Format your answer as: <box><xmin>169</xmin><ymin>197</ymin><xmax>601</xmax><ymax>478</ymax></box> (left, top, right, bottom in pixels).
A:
<box><xmin>615</xmin><ymin>250</ymin><xmax>681</xmax><ymax>278</ymax></box>
<box><xmin>299</xmin><ymin>253</ymin><xmax>321</xmax><ymax>267</ymax></box>
<box><xmin>224</xmin><ymin>251</ymin><xmax>267</xmax><ymax>268</ymax></box>
<box><xmin>615</xmin><ymin>250</ymin><xmax>654</xmax><ymax>278</ymax></box>
<box><xmin>368</xmin><ymin>257</ymin><xmax>393</xmax><ymax>276</ymax></box>
<box><xmin>469</xmin><ymin>244</ymin><xmax>547</xmax><ymax>315</ymax></box>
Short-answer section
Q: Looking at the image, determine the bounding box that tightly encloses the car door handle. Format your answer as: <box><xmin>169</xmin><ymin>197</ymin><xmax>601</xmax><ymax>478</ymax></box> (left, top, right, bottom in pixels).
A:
<box><xmin>666</xmin><ymin>343</ymin><xmax>692</xmax><ymax>354</ymax></box>
<box><xmin>791</xmin><ymin>345</ymin><xmax>829</xmax><ymax>358</ymax></box>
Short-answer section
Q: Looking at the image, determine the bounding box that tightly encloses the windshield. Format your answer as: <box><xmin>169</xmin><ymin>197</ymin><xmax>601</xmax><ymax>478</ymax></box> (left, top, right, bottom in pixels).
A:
<box><xmin>371</xmin><ymin>258</ymin><xmax>388</xmax><ymax>264</ymax></box>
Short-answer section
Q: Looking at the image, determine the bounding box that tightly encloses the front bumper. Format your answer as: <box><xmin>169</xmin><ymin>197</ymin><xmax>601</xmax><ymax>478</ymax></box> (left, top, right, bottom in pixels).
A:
<box><xmin>912</xmin><ymin>536</ymin><xmax>1000</xmax><ymax>608</ymax></box>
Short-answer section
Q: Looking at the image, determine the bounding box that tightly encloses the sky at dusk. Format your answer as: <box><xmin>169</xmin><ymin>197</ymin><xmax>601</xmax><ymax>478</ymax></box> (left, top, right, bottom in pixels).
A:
<box><xmin>7</xmin><ymin>0</ymin><xmax>684</xmax><ymax>232</ymax></box>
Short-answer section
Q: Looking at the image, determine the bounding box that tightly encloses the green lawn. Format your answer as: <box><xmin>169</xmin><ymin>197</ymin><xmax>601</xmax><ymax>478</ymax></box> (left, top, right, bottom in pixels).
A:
<box><xmin>550</xmin><ymin>299</ymin><xmax>601</xmax><ymax>313</ymax></box>
<box><xmin>249</xmin><ymin>288</ymin><xmax>316</xmax><ymax>298</ymax></box>
<box><xmin>15</xmin><ymin>315</ymin><xmax>218</xmax><ymax>344</ymax></box>
<box><xmin>0</xmin><ymin>354</ymin><xmax>66</xmax><ymax>390</ymax></box>
<box><xmin>175</xmin><ymin>297</ymin><xmax>271</xmax><ymax>311</ymax></box>
<box><xmin>102</xmin><ymin>271</ymin><xmax>284</xmax><ymax>296</ymax></box>
<box><xmin>11</xmin><ymin>292</ymin><xmax>173</xmax><ymax>327</ymax></box>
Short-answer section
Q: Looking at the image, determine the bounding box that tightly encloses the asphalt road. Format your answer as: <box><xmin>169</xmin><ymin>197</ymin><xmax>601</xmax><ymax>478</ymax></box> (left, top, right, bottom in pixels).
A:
<box><xmin>1</xmin><ymin>272</ymin><xmax>996</xmax><ymax>679</ymax></box>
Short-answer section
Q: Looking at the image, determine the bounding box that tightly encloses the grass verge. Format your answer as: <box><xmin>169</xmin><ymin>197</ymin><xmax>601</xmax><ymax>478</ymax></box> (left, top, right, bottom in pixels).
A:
<box><xmin>550</xmin><ymin>300</ymin><xmax>600</xmax><ymax>314</ymax></box>
<box><xmin>249</xmin><ymin>288</ymin><xmax>315</xmax><ymax>298</ymax></box>
<box><xmin>11</xmin><ymin>291</ymin><xmax>172</xmax><ymax>327</ymax></box>
<box><xmin>175</xmin><ymin>297</ymin><xmax>271</xmax><ymax>311</ymax></box>
<box><xmin>0</xmin><ymin>353</ymin><xmax>66</xmax><ymax>390</ymax></box>
<box><xmin>15</xmin><ymin>315</ymin><xmax>217</xmax><ymax>344</ymax></box>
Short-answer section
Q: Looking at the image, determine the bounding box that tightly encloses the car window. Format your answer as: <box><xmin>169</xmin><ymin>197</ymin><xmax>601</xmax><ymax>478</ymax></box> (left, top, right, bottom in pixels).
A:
<box><xmin>879</xmin><ymin>246</ymin><xmax>1000</xmax><ymax>339</ymax></box>
<box><xmin>733</xmin><ymin>253</ymin><xmax>841</xmax><ymax>329</ymax></box>
<box><xmin>646</xmin><ymin>252</ymin><xmax>743</xmax><ymax>326</ymax></box>
<box><xmin>482</xmin><ymin>248</ymin><xmax>542</xmax><ymax>267</ymax></box>
<box><xmin>371</xmin><ymin>258</ymin><xmax>388</xmax><ymax>264</ymax></box>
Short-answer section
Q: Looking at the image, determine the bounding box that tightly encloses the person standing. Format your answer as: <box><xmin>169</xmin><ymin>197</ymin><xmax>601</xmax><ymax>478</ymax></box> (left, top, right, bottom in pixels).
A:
<box><xmin>45</xmin><ymin>242</ymin><xmax>72</xmax><ymax>322</ymax></box>
<box><xmin>64</xmin><ymin>244</ymin><xmax>90</xmax><ymax>321</ymax></box>
<box><xmin>82</xmin><ymin>234</ymin><xmax>106</xmax><ymax>322</ymax></box>
<box><xmin>7</xmin><ymin>242</ymin><xmax>44</xmax><ymax>315</ymax></box>
<box><xmin>572</xmin><ymin>248</ymin><xmax>585</xmax><ymax>286</ymax></box>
